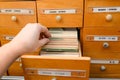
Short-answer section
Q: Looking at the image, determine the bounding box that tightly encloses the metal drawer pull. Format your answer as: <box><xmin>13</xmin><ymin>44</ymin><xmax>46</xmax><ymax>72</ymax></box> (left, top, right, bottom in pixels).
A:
<box><xmin>100</xmin><ymin>65</ymin><xmax>106</xmax><ymax>71</ymax></box>
<box><xmin>11</xmin><ymin>16</ymin><xmax>17</xmax><ymax>22</ymax></box>
<box><xmin>103</xmin><ymin>42</ymin><xmax>109</xmax><ymax>48</ymax></box>
<box><xmin>106</xmin><ymin>14</ymin><xmax>112</xmax><ymax>21</ymax></box>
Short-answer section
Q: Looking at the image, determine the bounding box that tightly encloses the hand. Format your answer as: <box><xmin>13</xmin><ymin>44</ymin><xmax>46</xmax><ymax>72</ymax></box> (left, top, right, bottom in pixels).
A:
<box><xmin>9</xmin><ymin>23</ymin><xmax>51</xmax><ymax>55</ymax></box>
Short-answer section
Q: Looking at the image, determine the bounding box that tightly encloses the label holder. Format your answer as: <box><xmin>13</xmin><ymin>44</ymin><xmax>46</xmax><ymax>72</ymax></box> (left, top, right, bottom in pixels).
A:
<box><xmin>25</xmin><ymin>68</ymin><xmax>87</xmax><ymax>78</ymax></box>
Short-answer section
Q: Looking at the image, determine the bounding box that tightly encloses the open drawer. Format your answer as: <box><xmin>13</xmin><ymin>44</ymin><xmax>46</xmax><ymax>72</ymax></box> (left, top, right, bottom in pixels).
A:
<box><xmin>8</xmin><ymin>52</ymin><xmax>40</xmax><ymax>76</ymax></box>
<box><xmin>21</xmin><ymin>55</ymin><xmax>90</xmax><ymax>80</ymax></box>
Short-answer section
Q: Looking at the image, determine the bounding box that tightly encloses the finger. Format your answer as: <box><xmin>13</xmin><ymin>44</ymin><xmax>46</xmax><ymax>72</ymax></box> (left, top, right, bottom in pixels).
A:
<box><xmin>38</xmin><ymin>23</ymin><xmax>51</xmax><ymax>38</ymax></box>
<box><xmin>38</xmin><ymin>38</ymin><xmax>50</xmax><ymax>47</ymax></box>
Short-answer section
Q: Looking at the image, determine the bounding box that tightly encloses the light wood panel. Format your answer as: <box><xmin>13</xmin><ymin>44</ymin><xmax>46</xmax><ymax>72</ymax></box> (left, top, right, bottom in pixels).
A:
<box><xmin>0</xmin><ymin>0</ymin><xmax>35</xmax><ymax>1</ymax></box>
<box><xmin>8</xmin><ymin>52</ymin><xmax>40</xmax><ymax>76</ymax></box>
<box><xmin>37</xmin><ymin>0</ymin><xmax>83</xmax><ymax>28</ymax></box>
<box><xmin>83</xmin><ymin>28</ymin><xmax>120</xmax><ymax>59</ymax></box>
<box><xmin>0</xmin><ymin>1</ymin><xmax>37</xmax><ymax>28</ymax></box>
<box><xmin>22</xmin><ymin>55</ymin><xmax>90</xmax><ymax>80</ymax></box>
<box><xmin>84</xmin><ymin>0</ymin><xmax>120</xmax><ymax>28</ymax></box>
<box><xmin>90</xmin><ymin>63</ymin><xmax>120</xmax><ymax>78</ymax></box>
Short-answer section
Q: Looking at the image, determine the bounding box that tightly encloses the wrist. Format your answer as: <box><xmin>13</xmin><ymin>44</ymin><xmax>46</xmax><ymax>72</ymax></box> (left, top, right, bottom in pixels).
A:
<box><xmin>4</xmin><ymin>42</ymin><xmax>25</xmax><ymax>56</ymax></box>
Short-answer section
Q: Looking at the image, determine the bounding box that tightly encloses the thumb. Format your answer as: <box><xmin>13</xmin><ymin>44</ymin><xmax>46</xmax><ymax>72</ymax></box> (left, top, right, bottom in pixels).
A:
<box><xmin>38</xmin><ymin>38</ymin><xmax>50</xmax><ymax>47</ymax></box>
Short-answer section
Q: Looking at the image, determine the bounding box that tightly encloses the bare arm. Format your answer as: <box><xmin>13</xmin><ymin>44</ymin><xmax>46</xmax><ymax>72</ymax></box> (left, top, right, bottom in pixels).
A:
<box><xmin>0</xmin><ymin>23</ymin><xmax>51</xmax><ymax>76</ymax></box>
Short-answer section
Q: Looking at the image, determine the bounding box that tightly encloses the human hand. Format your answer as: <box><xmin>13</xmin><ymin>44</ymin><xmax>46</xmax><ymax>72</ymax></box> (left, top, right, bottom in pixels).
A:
<box><xmin>9</xmin><ymin>23</ymin><xmax>51</xmax><ymax>55</ymax></box>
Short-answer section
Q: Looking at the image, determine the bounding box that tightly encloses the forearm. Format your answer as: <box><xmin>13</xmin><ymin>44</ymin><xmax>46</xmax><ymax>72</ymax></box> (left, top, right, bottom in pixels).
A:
<box><xmin>0</xmin><ymin>23</ymin><xmax>51</xmax><ymax>76</ymax></box>
<box><xmin>0</xmin><ymin>43</ymin><xmax>23</xmax><ymax>76</ymax></box>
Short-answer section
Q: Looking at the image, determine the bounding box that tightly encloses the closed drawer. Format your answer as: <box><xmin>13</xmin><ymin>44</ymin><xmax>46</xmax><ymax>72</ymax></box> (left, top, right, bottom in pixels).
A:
<box><xmin>22</xmin><ymin>55</ymin><xmax>90</xmax><ymax>80</ymax></box>
<box><xmin>37</xmin><ymin>0</ymin><xmax>83</xmax><ymax>28</ymax></box>
<box><xmin>0</xmin><ymin>1</ymin><xmax>37</xmax><ymax>28</ymax></box>
<box><xmin>0</xmin><ymin>27</ymin><xmax>21</xmax><ymax>45</ymax></box>
<box><xmin>90</xmin><ymin>60</ymin><xmax>120</xmax><ymax>78</ymax></box>
<box><xmin>0</xmin><ymin>27</ymin><xmax>21</xmax><ymax>35</ymax></box>
<box><xmin>83</xmin><ymin>28</ymin><xmax>120</xmax><ymax>59</ymax></box>
<box><xmin>84</xmin><ymin>0</ymin><xmax>120</xmax><ymax>27</ymax></box>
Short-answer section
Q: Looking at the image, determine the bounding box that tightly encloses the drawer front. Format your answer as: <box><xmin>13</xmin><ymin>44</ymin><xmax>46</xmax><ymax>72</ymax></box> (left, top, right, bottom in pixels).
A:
<box><xmin>0</xmin><ymin>0</ymin><xmax>34</xmax><ymax>1</ymax></box>
<box><xmin>0</xmin><ymin>1</ymin><xmax>37</xmax><ymax>28</ymax></box>
<box><xmin>90</xmin><ymin>60</ymin><xmax>120</xmax><ymax>78</ymax></box>
<box><xmin>8</xmin><ymin>62</ymin><xmax>24</xmax><ymax>76</ymax></box>
<box><xmin>0</xmin><ymin>27</ymin><xmax>21</xmax><ymax>35</ymax></box>
<box><xmin>83</xmin><ymin>28</ymin><xmax>120</xmax><ymax>59</ymax></box>
<box><xmin>37</xmin><ymin>0</ymin><xmax>83</xmax><ymax>28</ymax></box>
<box><xmin>22</xmin><ymin>56</ymin><xmax>90</xmax><ymax>80</ymax></box>
<box><xmin>0</xmin><ymin>27</ymin><xmax>21</xmax><ymax>45</ymax></box>
<box><xmin>8</xmin><ymin>53</ymin><xmax>40</xmax><ymax>76</ymax></box>
<box><xmin>84</xmin><ymin>0</ymin><xmax>120</xmax><ymax>27</ymax></box>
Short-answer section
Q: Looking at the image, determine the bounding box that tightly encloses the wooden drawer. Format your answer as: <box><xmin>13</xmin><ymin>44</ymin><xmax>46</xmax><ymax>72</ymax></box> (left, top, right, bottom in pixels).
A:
<box><xmin>84</xmin><ymin>0</ymin><xmax>120</xmax><ymax>28</ymax></box>
<box><xmin>8</xmin><ymin>62</ymin><xmax>24</xmax><ymax>76</ymax></box>
<box><xmin>83</xmin><ymin>28</ymin><xmax>120</xmax><ymax>59</ymax></box>
<box><xmin>90</xmin><ymin>60</ymin><xmax>120</xmax><ymax>78</ymax></box>
<box><xmin>22</xmin><ymin>55</ymin><xmax>90</xmax><ymax>80</ymax></box>
<box><xmin>37</xmin><ymin>0</ymin><xmax>83</xmax><ymax>28</ymax></box>
<box><xmin>8</xmin><ymin>53</ymin><xmax>40</xmax><ymax>76</ymax></box>
<box><xmin>0</xmin><ymin>27</ymin><xmax>21</xmax><ymax>45</ymax></box>
<box><xmin>0</xmin><ymin>0</ymin><xmax>35</xmax><ymax>1</ymax></box>
<box><xmin>0</xmin><ymin>1</ymin><xmax>37</xmax><ymax>28</ymax></box>
<box><xmin>0</xmin><ymin>27</ymin><xmax>21</xmax><ymax>35</ymax></box>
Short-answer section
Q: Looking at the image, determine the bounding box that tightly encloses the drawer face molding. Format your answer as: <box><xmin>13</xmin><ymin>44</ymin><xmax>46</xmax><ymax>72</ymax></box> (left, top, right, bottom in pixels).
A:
<box><xmin>25</xmin><ymin>68</ymin><xmax>87</xmax><ymax>78</ymax></box>
<box><xmin>92</xmin><ymin>7</ymin><xmax>120</xmax><ymax>13</ymax></box>
<box><xmin>0</xmin><ymin>9</ymin><xmax>34</xmax><ymax>14</ymax></box>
